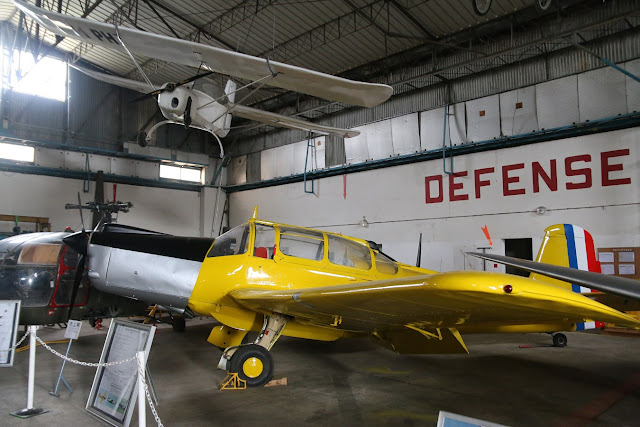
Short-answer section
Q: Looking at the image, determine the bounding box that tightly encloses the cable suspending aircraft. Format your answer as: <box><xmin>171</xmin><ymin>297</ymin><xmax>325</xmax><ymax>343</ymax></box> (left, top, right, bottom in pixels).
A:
<box><xmin>61</xmin><ymin>208</ymin><xmax>640</xmax><ymax>387</ymax></box>
<box><xmin>14</xmin><ymin>0</ymin><xmax>393</xmax><ymax>156</ymax></box>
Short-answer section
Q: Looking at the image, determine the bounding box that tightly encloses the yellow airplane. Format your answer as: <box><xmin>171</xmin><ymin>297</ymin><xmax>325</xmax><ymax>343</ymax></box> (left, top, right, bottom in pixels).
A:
<box><xmin>62</xmin><ymin>209</ymin><xmax>640</xmax><ymax>387</ymax></box>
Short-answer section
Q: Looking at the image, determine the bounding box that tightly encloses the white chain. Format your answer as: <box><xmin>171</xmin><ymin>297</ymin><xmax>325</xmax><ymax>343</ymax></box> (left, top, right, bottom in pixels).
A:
<box><xmin>136</xmin><ymin>353</ymin><xmax>164</xmax><ymax>427</ymax></box>
<box><xmin>35</xmin><ymin>335</ymin><xmax>136</xmax><ymax>367</ymax></box>
<box><xmin>0</xmin><ymin>330</ymin><xmax>30</xmax><ymax>353</ymax></box>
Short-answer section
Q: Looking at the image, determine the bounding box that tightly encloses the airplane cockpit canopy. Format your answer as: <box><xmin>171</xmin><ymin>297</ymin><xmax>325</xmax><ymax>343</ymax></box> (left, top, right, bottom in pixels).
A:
<box><xmin>0</xmin><ymin>232</ymin><xmax>86</xmax><ymax>307</ymax></box>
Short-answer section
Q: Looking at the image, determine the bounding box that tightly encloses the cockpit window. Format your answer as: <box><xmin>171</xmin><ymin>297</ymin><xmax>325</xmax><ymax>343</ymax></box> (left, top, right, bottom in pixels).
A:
<box><xmin>278</xmin><ymin>227</ymin><xmax>324</xmax><ymax>261</ymax></box>
<box><xmin>254</xmin><ymin>224</ymin><xmax>275</xmax><ymax>259</ymax></box>
<box><xmin>18</xmin><ymin>243</ymin><xmax>61</xmax><ymax>265</ymax></box>
<box><xmin>207</xmin><ymin>224</ymin><xmax>250</xmax><ymax>258</ymax></box>
<box><xmin>0</xmin><ymin>242</ymin><xmax>59</xmax><ymax>306</ymax></box>
<box><xmin>327</xmin><ymin>235</ymin><xmax>372</xmax><ymax>270</ymax></box>
<box><xmin>374</xmin><ymin>251</ymin><xmax>398</xmax><ymax>275</ymax></box>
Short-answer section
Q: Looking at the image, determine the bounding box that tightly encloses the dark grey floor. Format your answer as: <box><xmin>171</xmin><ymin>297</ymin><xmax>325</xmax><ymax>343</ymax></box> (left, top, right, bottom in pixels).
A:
<box><xmin>1</xmin><ymin>319</ymin><xmax>639</xmax><ymax>426</ymax></box>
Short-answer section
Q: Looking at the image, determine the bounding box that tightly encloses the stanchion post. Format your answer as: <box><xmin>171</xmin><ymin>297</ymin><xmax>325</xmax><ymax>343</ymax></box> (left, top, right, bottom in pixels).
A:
<box><xmin>137</xmin><ymin>351</ymin><xmax>146</xmax><ymax>427</ymax></box>
<box><xmin>10</xmin><ymin>326</ymin><xmax>48</xmax><ymax>418</ymax></box>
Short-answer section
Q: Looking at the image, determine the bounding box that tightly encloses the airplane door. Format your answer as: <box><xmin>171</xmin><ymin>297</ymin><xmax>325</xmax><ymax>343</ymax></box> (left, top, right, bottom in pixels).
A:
<box><xmin>51</xmin><ymin>246</ymin><xmax>89</xmax><ymax>307</ymax></box>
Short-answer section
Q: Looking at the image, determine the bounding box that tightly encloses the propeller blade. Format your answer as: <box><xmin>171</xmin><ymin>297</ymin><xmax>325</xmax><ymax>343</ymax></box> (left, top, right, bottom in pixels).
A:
<box><xmin>67</xmin><ymin>253</ymin><xmax>85</xmax><ymax>320</ymax></box>
<box><xmin>129</xmin><ymin>71</ymin><xmax>215</xmax><ymax>104</ymax></box>
<box><xmin>176</xmin><ymin>70</ymin><xmax>215</xmax><ymax>86</ymax></box>
<box><xmin>184</xmin><ymin>96</ymin><xmax>193</xmax><ymax>128</ymax></box>
<box><xmin>129</xmin><ymin>88</ymin><xmax>163</xmax><ymax>104</ymax></box>
<box><xmin>77</xmin><ymin>192</ymin><xmax>85</xmax><ymax>232</ymax></box>
<box><xmin>416</xmin><ymin>232</ymin><xmax>422</xmax><ymax>268</ymax></box>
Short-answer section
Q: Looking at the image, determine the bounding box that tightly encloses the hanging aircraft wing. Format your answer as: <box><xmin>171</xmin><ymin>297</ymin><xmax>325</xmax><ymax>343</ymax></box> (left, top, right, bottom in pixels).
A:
<box><xmin>70</xmin><ymin>64</ymin><xmax>151</xmax><ymax>93</ymax></box>
<box><xmin>467</xmin><ymin>252</ymin><xmax>640</xmax><ymax>302</ymax></box>
<box><xmin>230</xmin><ymin>271</ymin><xmax>640</xmax><ymax>334</ymax></box>
<box><xmin>14</xmin><ymin>0</ymin><xmax>393</xmax><ymax>108</ymax></box>
<box><xmin>229</xmin><ymin>103</ymin><xmax>360</xmax><ymax>138</ymax></box>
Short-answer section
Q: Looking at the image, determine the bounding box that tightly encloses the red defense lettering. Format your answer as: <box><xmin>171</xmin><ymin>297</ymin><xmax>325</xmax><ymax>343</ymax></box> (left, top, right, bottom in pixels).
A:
<box><xmin>502</xmin><ymin>163</ymin><xmax>525</xmax><ymax>196</ymax></box>
<box><xmin>601</xmin><ymin>149</ymin><xmax>631</xmax><ymax>186</ymax></box>
<box><xmin>449</xmin><ymin>172</ymin><xmax>469</xmax><ymax>201</ymax></box>
<box><xmin>474</xmin><ymin>167</ymin><xmax>494</xmax><ymax>199</ymax></box>
<box><xmin>425</xmin><ymin>175</ymin><xmax>443</xmax><ymax>204</ymax></box>
<box><xmin>532</xmin><ymin>160</ymin><xmax>557</xmax><ymax>193</ymax></box>
<box><xmin>565</xmin><ymin>154</ymin><xmax>592</xmax><ymax>190</ymax></box>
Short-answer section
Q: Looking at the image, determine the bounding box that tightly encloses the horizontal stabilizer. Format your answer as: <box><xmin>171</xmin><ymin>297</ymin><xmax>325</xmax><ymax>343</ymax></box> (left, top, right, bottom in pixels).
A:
<box><xmin>229</xmin><ymin>103</ymin><xmax>360</xmax><ymax>138</ymax></box>
<box><xmin>15</xmin><ymin>0</ymin><xmax>393</xmax><ymax>107</ymax></box>
<box><xmin>467</xmin><ymin>252</ymin><xmax>640</xmax><ymax>302</ymax></box>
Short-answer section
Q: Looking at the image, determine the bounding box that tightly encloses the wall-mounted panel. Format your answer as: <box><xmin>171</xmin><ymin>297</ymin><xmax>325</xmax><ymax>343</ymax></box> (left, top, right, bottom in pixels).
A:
<box><xmin>261</xmin><ymin>148</ymin><xmax>277</xmax><ymax>180</ymax></box>
<box><xmin>448</xmin><ymin>103</ymin><xmax>467</xmax><ymax>146</ymax></box>
<box><xmin>578</xmin><ymin>66</ymin><xmax>627</xmax><ymax>122</ymax></box>
<box><xmin>500</xmin><ymin>87</ymin><xmax>538</xmax><ymax>136</ymax></box>
<box><xmin>624</xmin><ymin>58</ymin><xmax>640</xmax><ymax>112</ymax></box>
<box><xmin>110</xmin><ymin>158</ymin><xmax>136</xmax><ymax>177</ymax></box>
<box><xmin>87</xmin><ymin>154</ymin><xmax>112</xmax><ymax>174</ymax></box>
<box><xmin>35</xmin><ymin>148</ymin><xmax>65</xmax><ymax>169</ymax></box>
<box><xmin>276</xmin><ymin>144</ymin><xmax>294</xmax><ymax>178</ymax></box>
<box><xmin>465</xmin><ymin>95</ymin><xmax>500</xmax><ymax>142</ymax></box>
<box><xmin>390</xmin><ymin>114</ymin><xmax>420</xmax><ymax>155</ymax></box>
<box><xmin>135</xmin><ymin>161</ymin><xmax>159</xmax><ymax>180</ymax></box>
<box><xmin>536</xmin><ymin>75</ymin><xmax>579</xmax><ymax>129</ymax></box>
<box><xmin>365</xmin><ymin>120</ymin><xmax>394</xmax><ymax>161</ymax></box>
<box><xmin>229</xmin><ymin>155</ymin><xmax>247</xmax><ymax>185</ymax></box>
<box><xmin>344</xmin><ymin>128</ymin><xmax>370</xmax><ymax>164</ymax></box>
<box><xmin>64</xmin><ymin>151</ymin><xmax>88</xmax><ymax>171</ymax></box>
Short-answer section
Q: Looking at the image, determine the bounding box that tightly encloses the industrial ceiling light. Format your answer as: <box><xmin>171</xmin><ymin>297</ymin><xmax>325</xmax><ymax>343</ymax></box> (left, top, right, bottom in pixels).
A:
<box><xmin>360</xmin><ymin>216</ymin><xmax>369</xmax><ymax>228</ymax></box>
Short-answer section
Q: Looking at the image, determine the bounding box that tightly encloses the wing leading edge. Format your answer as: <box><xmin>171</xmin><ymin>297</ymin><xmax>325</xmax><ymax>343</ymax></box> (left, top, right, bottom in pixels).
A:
<box><xmin>14</xmin><ymin>0</ymin><xmax>393</xmax><ymax>108</ymax></box>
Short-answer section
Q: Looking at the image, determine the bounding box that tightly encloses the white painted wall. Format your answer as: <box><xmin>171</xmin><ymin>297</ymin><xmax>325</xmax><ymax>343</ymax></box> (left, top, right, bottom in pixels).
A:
<box><xmin>0</xmin><ymin>173</ymin><xmax>209</xmax><ymax>236</ymax></box>
<box><xmin>229</xmin><ymin>127</ymin><xmax>639</xmax><ymax>272</ymax></box>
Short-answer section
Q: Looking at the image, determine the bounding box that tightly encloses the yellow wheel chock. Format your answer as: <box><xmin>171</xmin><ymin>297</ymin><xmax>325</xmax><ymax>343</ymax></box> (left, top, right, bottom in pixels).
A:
<box><xmin>218</xmin><ymin>372</ymin><xmax>246</xmax><ymax>390</ymax></box>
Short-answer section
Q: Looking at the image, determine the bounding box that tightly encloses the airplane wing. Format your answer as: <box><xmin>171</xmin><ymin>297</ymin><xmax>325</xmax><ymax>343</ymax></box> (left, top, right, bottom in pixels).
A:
<box><xmin>230</xmin><ymin>271</ymin><xmax>640</xmax><ymax>334</ymax></box>
<box><xmin>229</xmin><ymin>103</ymin><xmax>360</xmax><ymax>138</ymax></box>
<box><xmin>14</xmin><ymin>0</ymin><xmax>393</xmax><ymax>108</ymax></box>
<box><xmin>467</xmin><ymin>252</ymin><xmax>640</xmax><ymax>302</ymax></box>
<box><xmin>70</xmin><ymin>64</ymin><xmax>151</xmax><ymax>93</ymax></box>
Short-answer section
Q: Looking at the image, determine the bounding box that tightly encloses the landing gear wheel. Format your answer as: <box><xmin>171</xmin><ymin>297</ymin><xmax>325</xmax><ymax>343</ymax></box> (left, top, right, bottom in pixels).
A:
<box><xmin>534</xmin><ymin>0</ymin><xmax>553</xmax><ymax>12</ymax></box>
<box><xmin>472</xmin><ymin>0</ymin><xmax>492</xmax><ymax>16</ymax></box>
<box><xmin>137</xmin><ymin>131</ymin><xmax>148</xmax><ymax>147</ymax></box>
<box><xmin>229</xmin><ymin>344</ymin><xmax>273</xmax><ymax>387</ymax></box>
<box><xmin>172</xmin><ymin>316</ymin><xmax>186</xmax><ymax>332</ymax></box>
<box><xmin>553</xmin><ymin>333</ymin><xmax>567</xmax><ymax>347</ymax></box>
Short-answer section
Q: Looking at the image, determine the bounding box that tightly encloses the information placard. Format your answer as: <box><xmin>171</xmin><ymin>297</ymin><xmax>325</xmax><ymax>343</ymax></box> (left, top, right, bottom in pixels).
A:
<box><xmin>64</xmin><ymin>319</ymin><xmax>83</xmax><ymax>340</ymax></box>
<box><xmin>0</xmin><ymin>300</ymin><xmax>21</xmax><ymax>367</ymax></box>
<box><xmin>86</xmin><ymin>319</ymin><xmax>155</xmax><ymax>427</ymax></box>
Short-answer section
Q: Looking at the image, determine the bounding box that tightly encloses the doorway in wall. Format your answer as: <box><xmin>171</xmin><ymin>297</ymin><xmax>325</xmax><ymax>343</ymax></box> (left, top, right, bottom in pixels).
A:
<box><xmin>504</xmin><ymin>238</ymin><xmax>533</xmax><ymax>277</ymax></box>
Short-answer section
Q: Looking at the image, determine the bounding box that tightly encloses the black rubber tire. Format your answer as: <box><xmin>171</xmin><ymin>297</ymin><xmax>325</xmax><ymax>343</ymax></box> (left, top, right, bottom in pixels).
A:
<box><xmin>172</xmin><ymin>316</ymin><xmax>186</xmax><ymax>332</ymax></box>
<box><xmin>137</xmin><ymin>131</ymin><xmax>148</xmax><ymax>147</ymax></box>
<box><xmin>534</xmin><ymin>0</ymin><xmax>553</xmax><ymax>12</ymax></box>
<box><xmin>229</xmin><ymin>344</ymin><xmax>274</xmax><ymax>387</ymax></box>
<box><xmin>553</xmin><ymin>333</ymin><xmax>567</xmax><ymax>347</ymax></box>
<box><xmin>472</xmin><ymin>0</ymin><xmax>492</xmax><ymax>16</ymax></box>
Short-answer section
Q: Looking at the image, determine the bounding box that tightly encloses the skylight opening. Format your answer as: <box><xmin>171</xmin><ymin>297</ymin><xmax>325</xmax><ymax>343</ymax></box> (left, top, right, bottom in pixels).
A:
<box><xmin>6</xmin><ymin>50</ymin><xmax>67</xmax><ymax>102</ymax></box>
<box><xmin>0</xmin><ymin>142</ymin><xmax>35</xmax><ymax>162</ymax></box>
<box><xmin>159</xmin><ymin>164</ymin><xmax>203</xmax><ymax>183</ymax></box>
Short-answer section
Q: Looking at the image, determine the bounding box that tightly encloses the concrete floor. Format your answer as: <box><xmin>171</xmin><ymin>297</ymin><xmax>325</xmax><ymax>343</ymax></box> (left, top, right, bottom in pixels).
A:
<box><xmin>1</xmin><ymin>319</ymin><xmax>639</xmax><ymax>427</ymax></box>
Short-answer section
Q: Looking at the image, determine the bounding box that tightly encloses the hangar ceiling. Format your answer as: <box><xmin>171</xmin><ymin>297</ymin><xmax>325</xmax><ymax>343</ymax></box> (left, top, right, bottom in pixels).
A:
<box><xmin>2</xmin><ymin>0</ymin><xmax>639</xmax><ymax>140</ymax></box>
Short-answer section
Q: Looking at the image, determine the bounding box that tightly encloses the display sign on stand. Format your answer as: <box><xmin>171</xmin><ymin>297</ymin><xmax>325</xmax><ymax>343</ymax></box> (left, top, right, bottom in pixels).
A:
<box><xmin>86</xmin><ymin>319</ymin><xmax>155</xmax><ymax>427</ymax></box>
<box><xmin>0</xmin><ymin>300</ymin><xmax>21</xmax><ymax>367</ymax></box>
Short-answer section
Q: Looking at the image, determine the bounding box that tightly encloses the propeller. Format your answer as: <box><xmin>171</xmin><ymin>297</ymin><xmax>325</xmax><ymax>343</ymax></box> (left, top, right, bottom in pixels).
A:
<box><xmin>130</xmin><ymin>70</ymin><xmax>215</xmax><ymax>103</ymax></box>
<box><xmin>64</xmin><ymin>193</ymin><xmax>89</xmax><ymax>320</ymax></box>
<box><xmin>416</xmin><ymin>232</ymin><xmax>422</xmax><ymax>268</ymax></box>
<box><xmin>184</xmin><ymin>96</ymin><xmax>193</xmax><ymax>128</ymax></box>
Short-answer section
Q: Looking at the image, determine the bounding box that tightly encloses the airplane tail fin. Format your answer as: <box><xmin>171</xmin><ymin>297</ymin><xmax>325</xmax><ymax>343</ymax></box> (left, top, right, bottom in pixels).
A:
<box><xmin>223</xmin><ymin>80</ymin><xmax>236</xmax><ymax>131</ymax></box>
<box><xmin>532</xmin><ymin>224</ymin><xmax>605</xmax><ymax>330</ymax></box>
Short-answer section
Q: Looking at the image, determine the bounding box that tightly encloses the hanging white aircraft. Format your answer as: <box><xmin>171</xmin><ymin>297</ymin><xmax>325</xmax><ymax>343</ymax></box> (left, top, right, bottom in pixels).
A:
<box><xmin>14</xmin><ymin>0</ymin><xmax>393</xmax><ymax>155</ymax></box>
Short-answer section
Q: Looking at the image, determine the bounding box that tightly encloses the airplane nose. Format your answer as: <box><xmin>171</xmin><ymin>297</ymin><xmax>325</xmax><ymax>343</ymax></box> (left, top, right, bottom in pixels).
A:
<box><xmin>63</xmin><ymin>231</ymin><xmax>89</xmax><ymax>256</ymax></box>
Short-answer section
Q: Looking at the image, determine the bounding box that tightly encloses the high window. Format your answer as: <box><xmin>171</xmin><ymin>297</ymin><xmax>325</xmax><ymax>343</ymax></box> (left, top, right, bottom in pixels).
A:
<box><xmin>6</xmin><ymin>50</ymin><xmax>67</xmax><ymax>101</ymax></box>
